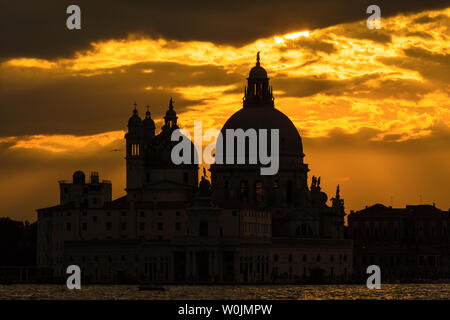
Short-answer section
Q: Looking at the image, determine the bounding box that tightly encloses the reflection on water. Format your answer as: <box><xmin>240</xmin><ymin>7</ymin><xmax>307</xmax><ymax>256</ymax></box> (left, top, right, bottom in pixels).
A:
<box><xmin>0</xmin><ymin>284</ymin><xmax>449</xmax><ymax>300</ymax></box>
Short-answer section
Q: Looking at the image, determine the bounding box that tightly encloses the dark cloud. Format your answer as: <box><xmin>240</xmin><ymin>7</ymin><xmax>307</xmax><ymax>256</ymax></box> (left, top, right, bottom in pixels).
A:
<box><xmin>365</xmin><ymin>78</ymin><xmax>434</xmax><ymax>101</ymax></box>
<box><xmin>273</xmin><ymin>72</ymin><xmax>435</xmax><ymax>100</ymax></box>
<box><xmin>279</xmin><ymin>39</ymin><xmax>337</xmax><ymax>54</ymax></box>
<box><xmin>413</xmin><ymin>13</ymin><xmax>449</xmax><ymax>24</ymax></box>
<box><xmin>378</xmin><ymin>47</ymin><xmax>450</xmax><ymax>83</ymax></box>
<box><xmin>382</xmin><ymin>133</ymin><xmax>408</xmax><ymax>142</ymax></box>
<box><xmin>0</xmin><ymin>61</ymin><xmax>241</xmax><ymax>136</ymax></box>
<box><xmin>339</xmin><ymin>25</ymin><xmax>392</xmax><ymax>44</ymax></box>
<box><xmin>404</xmin><ymin>47</ymin><xmax>450</xmax><ymax>64</ymax></box>
<box><xmin>405</xmin><ymin>31</ymin><xmax>434</xmax><ymax>39</ymax></box>
<box><xmin>1</xmin><ymin>0</ymin><xmax>448</xmax><ymax>60</ymax></box>
<box><xmin>304</xmin><ymin>122</ymin><xmax>450</xmax><ymax>153</ymax></box>
<box><xmin>272</xmin><ymin>75</ymin><xmax>343</xmax><ymax>97</ymax></box>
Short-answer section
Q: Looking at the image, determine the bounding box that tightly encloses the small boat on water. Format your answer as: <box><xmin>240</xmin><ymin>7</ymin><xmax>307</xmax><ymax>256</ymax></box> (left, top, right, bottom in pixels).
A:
<box><xmin>138</xmin><ymin>284</ymin><xmax>165</xmax><ymax>291</ymax></box>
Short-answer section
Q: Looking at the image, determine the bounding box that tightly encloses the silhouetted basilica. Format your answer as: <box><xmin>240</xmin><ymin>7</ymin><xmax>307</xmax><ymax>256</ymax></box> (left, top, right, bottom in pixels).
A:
<box><xmin>37</xmin><ymin>55</ymin><xmax>353</xmax><ymax>284</ymax></box>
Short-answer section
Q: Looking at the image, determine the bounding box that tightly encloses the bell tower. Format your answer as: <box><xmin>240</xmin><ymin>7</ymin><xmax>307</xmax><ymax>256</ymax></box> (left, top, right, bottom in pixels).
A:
<box><xmin>162</xmin><ymin>98</ymin><xmax>178</xmax><ymax>132</ymax></box>
<box><xmin>125</xmin><ymin>103</ymin><xmax>144</xmax><ymax>200</ymax></box>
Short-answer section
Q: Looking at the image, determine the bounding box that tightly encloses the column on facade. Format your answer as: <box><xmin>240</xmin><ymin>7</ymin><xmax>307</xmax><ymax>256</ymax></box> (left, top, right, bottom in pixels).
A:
<box><xmin>192</xmin><ymin>250</ymin><xmax>196</xmax><ymax>281</ymax></box>
<box><xmin>218</xmin><ymin>250</ymin><xmax>223</xmax><ymax>282</ymax></box>
<box><xmin>186</xmin><ymin>250</ymin><xmax>191</xmax><ymax>282</ymax></box>
<box><xmin>213</xmin><ymin>250</ymin><xmax>217</xmax><ymax>281</ymax></box>
<box><xmin>208</xmin><ymin>251</ymin><xmax>212</xmax><ymax>282</ymax></box>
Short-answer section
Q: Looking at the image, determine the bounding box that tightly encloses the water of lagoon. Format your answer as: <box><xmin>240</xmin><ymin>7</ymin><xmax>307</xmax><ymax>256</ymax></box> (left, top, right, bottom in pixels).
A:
<box><xmin>1</xmin><ymin>284</ymin><xmax>449</xmax><ymax>300</ymax></box>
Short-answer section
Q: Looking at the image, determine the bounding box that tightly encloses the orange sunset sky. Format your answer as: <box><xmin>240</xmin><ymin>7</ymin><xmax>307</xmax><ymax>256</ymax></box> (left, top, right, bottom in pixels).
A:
<box><xmin>0</xmin><ymin>1</ymin><xmax>449</xmax><ymax>221</ymax></box>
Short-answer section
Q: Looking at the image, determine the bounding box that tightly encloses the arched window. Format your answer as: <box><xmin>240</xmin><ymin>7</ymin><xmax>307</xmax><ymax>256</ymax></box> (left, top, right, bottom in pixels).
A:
<box><xmin>131</xmin><ymin>144</ymin><xmax>140</xmax><ymax>156</ymax></box>
<box><xmin>240</xmin><ymin>180</ymin><xmax>249</xmax><ymax>202</ymax></box>
<box><xmin>255</xmin><ymin>181</ymin><xmax>263</xmax><ymax>203</ymax></box>
<box><xmin>286</xmin><ymin>180</ymin><xmax>293</xmax><ymax>203</ymax></box>
<box><xmin>301</xmin><ymin>223</ymin><xmax>307</xmax><ymax>235</ymax></box>
<box><xmin>199</xmin><ymin>221</ymin><xmax>208</xmax><ymax>237</ymax></box>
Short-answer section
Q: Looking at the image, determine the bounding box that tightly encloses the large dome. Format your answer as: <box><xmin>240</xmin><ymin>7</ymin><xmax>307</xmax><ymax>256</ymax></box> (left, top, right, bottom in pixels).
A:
<box><xmin>214</xmin><ymin>53</ymin><xmax>304</xmax><ymax>165</ymax></box>
<box><xmin>211</xmin><ymin>54</ymin><xmax>310</xmax><ymax>211</ymax></box>
<box><xmin>219</xmin><ymin>106</ymin><xmax>304</xmax><ymax>158</ymax></box>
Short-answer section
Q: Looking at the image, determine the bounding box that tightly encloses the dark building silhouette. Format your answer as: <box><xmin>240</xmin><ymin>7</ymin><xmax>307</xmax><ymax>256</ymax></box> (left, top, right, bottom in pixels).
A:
<box><xmin>0</xmin><ymin>218</ymin><xmax>37</xmax><ymax>283</ymax></box>
<box><xmin>0</xmin><ymin>218</ymin><xmax>36</xmax><ymax>266</ymax></box>
<box><xmin>36</xmin><ymin>55</ymin><xmax>352</xmax><ymax>284</ymax></box>
<box><xmin>348</xmin><ymin>204</ymin><xmax>450</xmax><ymax>281</ymax></box>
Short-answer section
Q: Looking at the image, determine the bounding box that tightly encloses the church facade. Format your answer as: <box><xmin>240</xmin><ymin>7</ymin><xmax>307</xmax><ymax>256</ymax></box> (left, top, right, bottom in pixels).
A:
<box><xmin>37</xmin><ymin>56</ymin><xmax>353</xmax><ymax>284</ymax></box>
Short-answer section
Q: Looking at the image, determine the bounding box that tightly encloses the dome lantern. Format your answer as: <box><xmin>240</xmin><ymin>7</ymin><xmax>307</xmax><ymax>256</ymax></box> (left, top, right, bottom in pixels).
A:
<box><xmin>244</xmin><ymin>52</ymin><xmax>274</xmax><ymax>108</ymax></box>
<box><xmin>162</xmin><ymin>98</ymin><xmax>178</xmax><ymax>131</ymax></box>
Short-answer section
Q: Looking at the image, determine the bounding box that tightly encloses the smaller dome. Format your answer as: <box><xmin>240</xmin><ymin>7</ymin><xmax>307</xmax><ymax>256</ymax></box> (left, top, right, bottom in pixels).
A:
<box><xmin>165</xmin><ymin>109</ymin><xmax>176</xmax><ymax>118</ymax></box>
<box><xmin>143</xmin><ymin>106</ymin><xmax>155</xmax><ymax>128</ymax></box>
<box><xmin>128</xmin><ymin>108</ymin><xmax>142</xmax><ymax>127</ymax></box>
<box><xmin>73</xmin><ymin>170</ymin><xmax>85</xmax><ymax>184</ymax></box>
<box><xmin>249</xmin><ymin>65</ymin><xmax>268</xmax><ymax>79</ymax></box>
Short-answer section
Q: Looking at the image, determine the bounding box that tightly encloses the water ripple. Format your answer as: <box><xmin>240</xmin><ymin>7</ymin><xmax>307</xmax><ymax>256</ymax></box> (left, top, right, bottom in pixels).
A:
<box><xmin>0</xmin><ymin>284</ymin><xmax>449</xmax><ymax>300</ymax></box>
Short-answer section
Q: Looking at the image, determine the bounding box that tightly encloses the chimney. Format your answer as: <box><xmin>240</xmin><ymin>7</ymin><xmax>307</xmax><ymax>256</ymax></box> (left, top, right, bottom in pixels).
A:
<box><xmin>91</xmin><ymin>172</ymin><xmax>99</xmax><ymax>184</ymax></box>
